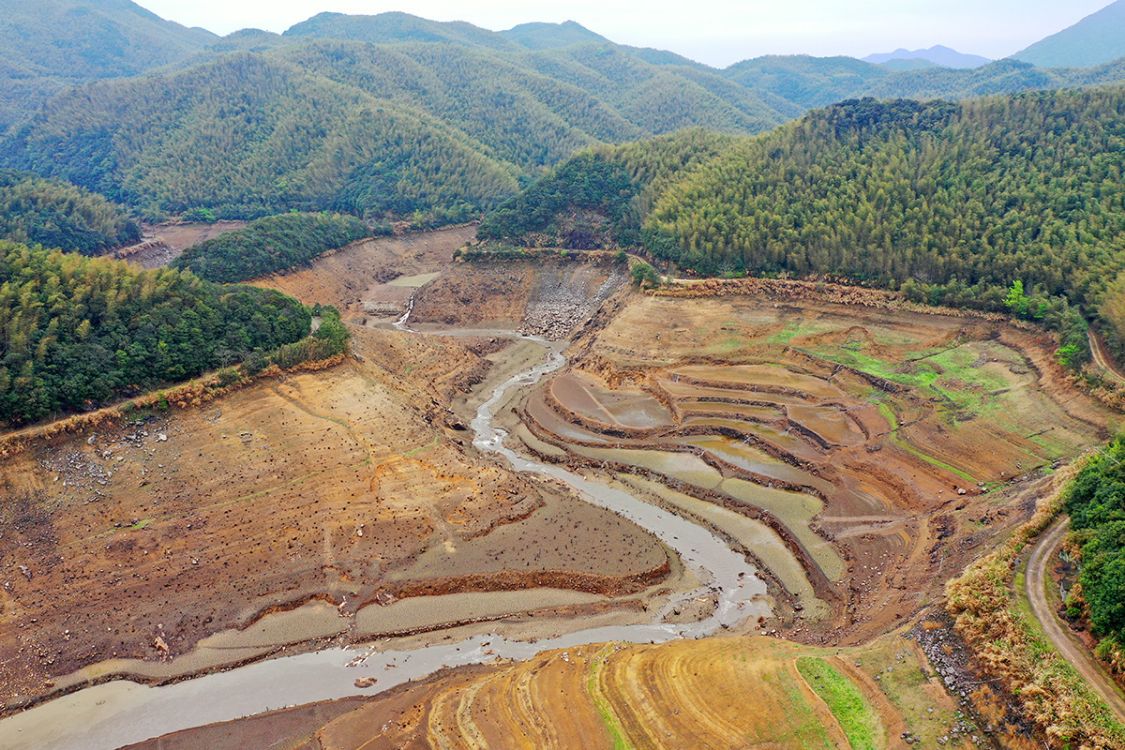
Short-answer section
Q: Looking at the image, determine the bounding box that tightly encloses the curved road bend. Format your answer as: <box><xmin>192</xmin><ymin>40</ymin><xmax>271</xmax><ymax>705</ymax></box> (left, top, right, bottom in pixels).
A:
<box><xmin>1026</xmin><ymin>517</ymin><xmax>1125</xmax><ymax>721</ymax></box>
<box><xmin>1089</xmin><ymin>331</ymin><xmax>1125</xmax><ymax>387</ymax></box>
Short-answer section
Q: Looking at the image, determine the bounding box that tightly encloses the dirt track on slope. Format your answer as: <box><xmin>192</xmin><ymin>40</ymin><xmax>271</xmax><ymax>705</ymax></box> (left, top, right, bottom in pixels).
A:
<box><xmin>1026</xmin><ymin>517</ymin><xmax>1125</xmax><ymax>721</ymax></box>
<box><xmin>1090</xmin><ymin>331</ymin><xmax>1125</xmax><ymax>386</ymax></box>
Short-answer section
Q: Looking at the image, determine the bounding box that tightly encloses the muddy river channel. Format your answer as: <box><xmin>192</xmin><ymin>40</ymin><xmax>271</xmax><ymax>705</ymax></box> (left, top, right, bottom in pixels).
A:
<box><xmin>0</xmin><ymin>336</ymin><xmax>770</xmax><ymax>750</ymax></box>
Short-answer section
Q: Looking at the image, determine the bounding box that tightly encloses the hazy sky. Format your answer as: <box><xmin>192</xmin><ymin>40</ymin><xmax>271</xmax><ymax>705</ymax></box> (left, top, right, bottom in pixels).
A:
<box><xmin>137</xmin><ymin>0</ymin><xmax>1110</xmax><ymax>67</ymax></box>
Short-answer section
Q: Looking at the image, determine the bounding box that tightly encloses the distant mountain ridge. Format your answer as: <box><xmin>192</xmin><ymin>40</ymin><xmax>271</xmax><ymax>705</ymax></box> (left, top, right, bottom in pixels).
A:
<box><xmin>501</xmin><ymin>21</ymin><xmax>609</xmax><ymax>50</ymax></box>
<box><xmin>0</xmin><ymin>0</ymin><xmax>216</xmax><ymax>128</ymax></box>
<box><xmin>1012</xmin><ymin>0</ymin><xmax>1125</xmax><ymax>68</ymax></box>
<box><xmin>1</xmin><ymin>2</ymin><xmax>1124</xmax><ymax>225</ymax></box>
<box><xmin>864</xmin><ymin>45</ymin><xmax>991</xmax><ymax>69</ymax></box>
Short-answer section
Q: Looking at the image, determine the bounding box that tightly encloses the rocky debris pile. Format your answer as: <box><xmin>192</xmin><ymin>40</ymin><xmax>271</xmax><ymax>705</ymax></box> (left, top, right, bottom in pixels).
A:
<box><xmin>115</xmin><ymin>239</ymin><xmax>180</xmax><ymax>269</ymax></box>
<box><xmin>37</xmin><ymin>417</ymin><xmax>172</xmax><ymax>494</ymax></box>
<box><xmin>911</xmin><ymin>617</ymin><xmax>999</xmax><ymax>747</ymax></box>
<box><xmin>39</xmin><ymin>449</ymin><xmax>111</xmax><ymax>490</ymax></box>
<box><xmin>523</xmin><ymin>268</ymin><xmax>626</xmax><ymax>339</ymax></box>
<box><xmin>363</xmin><ymin>301</ymin><xmax>404</xmax><ymax>317</ymax></box>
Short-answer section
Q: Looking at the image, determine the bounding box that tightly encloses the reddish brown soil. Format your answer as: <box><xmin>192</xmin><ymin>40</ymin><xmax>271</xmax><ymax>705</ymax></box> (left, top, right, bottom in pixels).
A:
<box><xmin>0</xmin><ymin>325</ymin><xmax>669</xmax><ymax>711</ymax></box>
<box><xmin>514</xmin><ymin>287</ymin><xmax>1115</xmax><ymax>644</ymax></box>
<box><xmin>257</xmin><ymin>226</ymin><xmax>476</xmax><ymax>320</ymax></box>
<box><xmin>115</xmin><ymin>221</ymin><xmax>249</xmax><ymax>268</ymax></box>
<box><xmin>411</xmin><ymin>254</ymin><xmax>628</xmax><ymax>337</ymax></box>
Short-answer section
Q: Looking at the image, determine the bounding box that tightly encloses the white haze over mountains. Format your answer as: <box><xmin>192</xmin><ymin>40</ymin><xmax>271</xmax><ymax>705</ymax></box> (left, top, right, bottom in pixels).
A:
<box><xmin>138</xmin><ymin>0</ymin><xmax>1112</xmax><ymax>68</ymax></box>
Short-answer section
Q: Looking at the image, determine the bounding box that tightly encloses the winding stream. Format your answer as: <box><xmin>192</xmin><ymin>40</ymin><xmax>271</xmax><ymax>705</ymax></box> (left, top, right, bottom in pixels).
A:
<box><xmin>0</xmin><ymin>332</ymin><xmax>769</xmax><ymax>750</ymax></box>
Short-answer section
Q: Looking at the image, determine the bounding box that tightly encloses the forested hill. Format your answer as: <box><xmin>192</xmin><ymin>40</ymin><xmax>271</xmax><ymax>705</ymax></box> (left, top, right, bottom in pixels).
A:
<box><xmin>723</xmin><ymin>55</ymin><xmax>1125</xmax><ymax>113</ymax></box>
<box><xmin>1013</xmin><ymin>0</ymin><xmax>1125</xmax><ymax>69</ymax></box>
<box><xmin>0</xmin><ymin>53</ymin><xmax>524</xmax><ymax>223</ymax></box>
<box><xmin>485</xmin><ymin>88</ymin><xmax>1125</xmax><ymax>348</ymax></box>
<box><xmin>0</xmin><ymin>171</ymin><xmax>140</xmax><ymax>255</ymax></box>
<box><xmin>0</xmin><ymin>243</ymin><xmax>311</xmax><ymax>425</ymax></box>
<box><xmin>0</xmin><ymin>37</ymin><xmax>781</xmax><ymax>222</ymax></box>
<box><xmin>0</xmin><ymin>0</ymin><xmax>215</xmax><ymax>129</ymax></box>
<box><xmin>173</xmin><ymin>213</ymin><xmax>370</xmax><ymax>283</ymax></box>
<box><xmin>644</xmin><ymin>89</ymin><xmax>1125</xmax><ymax>317</ymax></box>
<box><xmin>479</xmin><ymin>130</ymin><xmax>737</xmax><ymax>248</ymax></box>
<box><xmin>6</xmin><ymin>6</ymin><xmax>1124</xmax><ymax>226</ymax></box>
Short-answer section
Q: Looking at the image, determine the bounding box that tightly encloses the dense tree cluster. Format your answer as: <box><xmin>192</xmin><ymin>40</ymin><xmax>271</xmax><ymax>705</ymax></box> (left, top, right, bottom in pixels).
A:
<box><xmin>1066</xmin><ymin>435</ymin><xmax>1125</xmax><ymax>663</ymax></box>
<box><xmin>479</xmin><ymin>129</ymin><xmax>735</xmax><ymax>247</ymax></box>
<box><xmin>0</xmin><ymin>38</ymin><xmax>785</xmax><ymax>224</ymax></box>
<box><xmin>272</xmin><ymin>304</ymin><xmax>350</xmax><ymax>368</ymax></box>
<box><xmin>0</xmin><ymin>242</ymin><xmax>311</xmax><ymax>425</ymax></box>
<box><xmin>4</xmin><ymin>6</ymin><xmax>1124</xmax><ymax>227</ymax></box>
<box><xmin>643</xmin><ymin>89</ymin><xmax>1124</xmax><ymax>327</ymax></box>
<box><xmin>173</xmin><ymin>212</ymin><xmax>370</xmax><ymax>282</ymax></box>
<box><xmin>1102</xmin><ymin>274</ymin><xmax>1125</xmax><ymax>362</ymax></box>
<box><xmin>0</xmin><ymin>54</ymin><xmax>522</xmax><ymax>222</ymax></box>
<box><xmin>485</xmin><ymin>89</ymin><xmax>1124</xmax><ymax>360</ymax></box>
<box><xmin>0</xmin><ymin>170</ymin><xmax>140</xmax><ymax>255</ymax></box>
<box><xmin>0</xmin><ymin>0</ymin><xmax>216</xmax><ymax>130</ymax></box>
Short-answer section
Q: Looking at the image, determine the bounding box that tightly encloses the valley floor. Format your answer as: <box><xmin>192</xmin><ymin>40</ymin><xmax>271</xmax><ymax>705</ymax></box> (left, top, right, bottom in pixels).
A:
<box><xmin>0</xmin><ymin>232</ymin><xmax>1119</xmax><ymax>749</ymax></box>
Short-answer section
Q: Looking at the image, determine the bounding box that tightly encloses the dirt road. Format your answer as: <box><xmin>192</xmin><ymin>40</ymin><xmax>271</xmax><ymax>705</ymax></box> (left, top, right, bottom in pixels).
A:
<box><xmin>1026</xmin><ymin>517</ymin><xmax>1125</xmax><ymax>721</ymax></box>
<box><xmin>1089</xmin><ymin>331</ymin><xmax>1125</xmax><ymax>386</ymax></box>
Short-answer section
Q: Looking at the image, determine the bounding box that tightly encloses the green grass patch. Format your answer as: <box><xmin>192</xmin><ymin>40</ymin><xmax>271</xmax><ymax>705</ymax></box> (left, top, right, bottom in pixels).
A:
<box><xmin>808</xmin><ymin>342</ymin><xmax>1011</xmax><ymax>421</ymax></box>
<box><xmin>586</xmin><ymin>649</ymin><xmax>633</xmax><ymax>750</ymax></box>
<box><xmin>778</xmin><ymin>666</ymin><xmax>836</xmax><ymax>749</ymax></box>
<box><xmin>129</xmin><ymin>518</ymin><xmax>152</xmax><ymax>531</ymax></box>
<box><xmin>870</xmin><ymin>394</ymin><xmax>977</xmax><ymax>483</ymax></box>
<box><xmin>891</xmin><ymin>434</ymin><xmax>978</xmax><ymax>484</ymax></box>
<box><xmin>874</xmin><ymin>400</ymin><xmax>898</xmax><ymax>431</ymax></box>
<box><xmin>765</xmin><ymin>320</ymin><xmax>831</xmax><ymax>345</ymax></box>
<box><xmin>797</xmin><ymin>656</ymin><xmax>882</xmax><ymax>750</ymax></box>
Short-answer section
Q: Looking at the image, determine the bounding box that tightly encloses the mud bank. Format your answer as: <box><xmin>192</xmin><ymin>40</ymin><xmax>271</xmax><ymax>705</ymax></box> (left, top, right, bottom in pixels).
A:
<box><xmin>0</xmin><ymin>336</ymin><xmax>771</xmax><ymax>750</ymax></box>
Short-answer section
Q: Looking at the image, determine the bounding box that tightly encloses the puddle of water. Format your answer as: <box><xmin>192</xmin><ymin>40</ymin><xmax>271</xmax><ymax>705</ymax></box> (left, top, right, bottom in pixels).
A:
<box><xmin>568</xmin><ymin>444</ymin><xmax>725</xmax><ymax>490</ymax></box>
<box><xmin>388</xmin><ymin>272</ymin><xmax>441</xmax><ymax>288</ymax></box>
<box><xmin>676</xmin><ymin>435</ymin><xmax>829</xmax><ymax>491</ymax></box>
<box><xmin>620</xmin><ymin>475</ymin><xmax>827</xmax><ymax>619</ymax></box>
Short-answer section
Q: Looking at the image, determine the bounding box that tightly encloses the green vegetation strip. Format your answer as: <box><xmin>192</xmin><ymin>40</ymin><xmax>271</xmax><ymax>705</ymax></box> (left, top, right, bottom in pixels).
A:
<box><xmin>873</xmin><ymin>398</ymin><xmax>978</xmax><ymax>484</ymax></box>
<box><xmin>796</xmin><ymin>657</ymin><xmax>881</xmax><ymax>750</ymax></box>
<box><xmin>586</xmin><ymin>648</ymin><xmax>634</xmax><ymax>750</ymax></box>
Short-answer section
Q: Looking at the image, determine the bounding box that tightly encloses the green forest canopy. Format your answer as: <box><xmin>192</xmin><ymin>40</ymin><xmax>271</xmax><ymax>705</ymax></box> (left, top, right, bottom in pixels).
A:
<box><xmin>484</xmin><ymin>88</ymin><xmax>1125</xmax><ymax>354</ymax></box>
<box><xmin>173</xmin><ymin>212</ymin><xmax>370</xmax><ymax>283</ymax></box>
<box><xmin>0</xmin><ymin>170</ymin><xmax>140</xmax><ymax>255</ymax></box>
<box><xmin>1065</xmin><ymin>435</ymin><xmax>1125</xmax><ymax>660</ymax></box>
<box><xmin>4</xmin><ymin>4</ymin><xmax>1124</xmax><ymax>226</ymax></box>
<box><xmin>0</xmin><ymin>38</ymin><xmax>782</xmax><ymax>223</ymax></box>
<box><xmin>644</xmin><ymin>90</ymin><xmax>1124</xmax><ymax>320</ymax></box>
<box><xmin>479</xmin><ymin>129</ymin><xmax>737</xmax><ymax>248</ymax></box>
<box><xmin>0</xmin><ymin>242</ymin><xmax>311</xmax><ymax>426</ymax></box>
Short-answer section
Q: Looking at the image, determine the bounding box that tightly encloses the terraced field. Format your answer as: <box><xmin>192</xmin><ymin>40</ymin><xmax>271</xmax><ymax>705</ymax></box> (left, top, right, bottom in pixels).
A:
<box><xmin>130</xmin><ymin>632</ymin><xmax>975</xmax><ymax>750</ymax></box>
<box><xmin>3</xmin><ymin>256</ymin><xmax>1116</xmax><ymax>749</ymax></box>
<box><xmin>508</xmin><ymin>290</ymin><xmax>1114</xmax><ymax>641</ymax></box>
